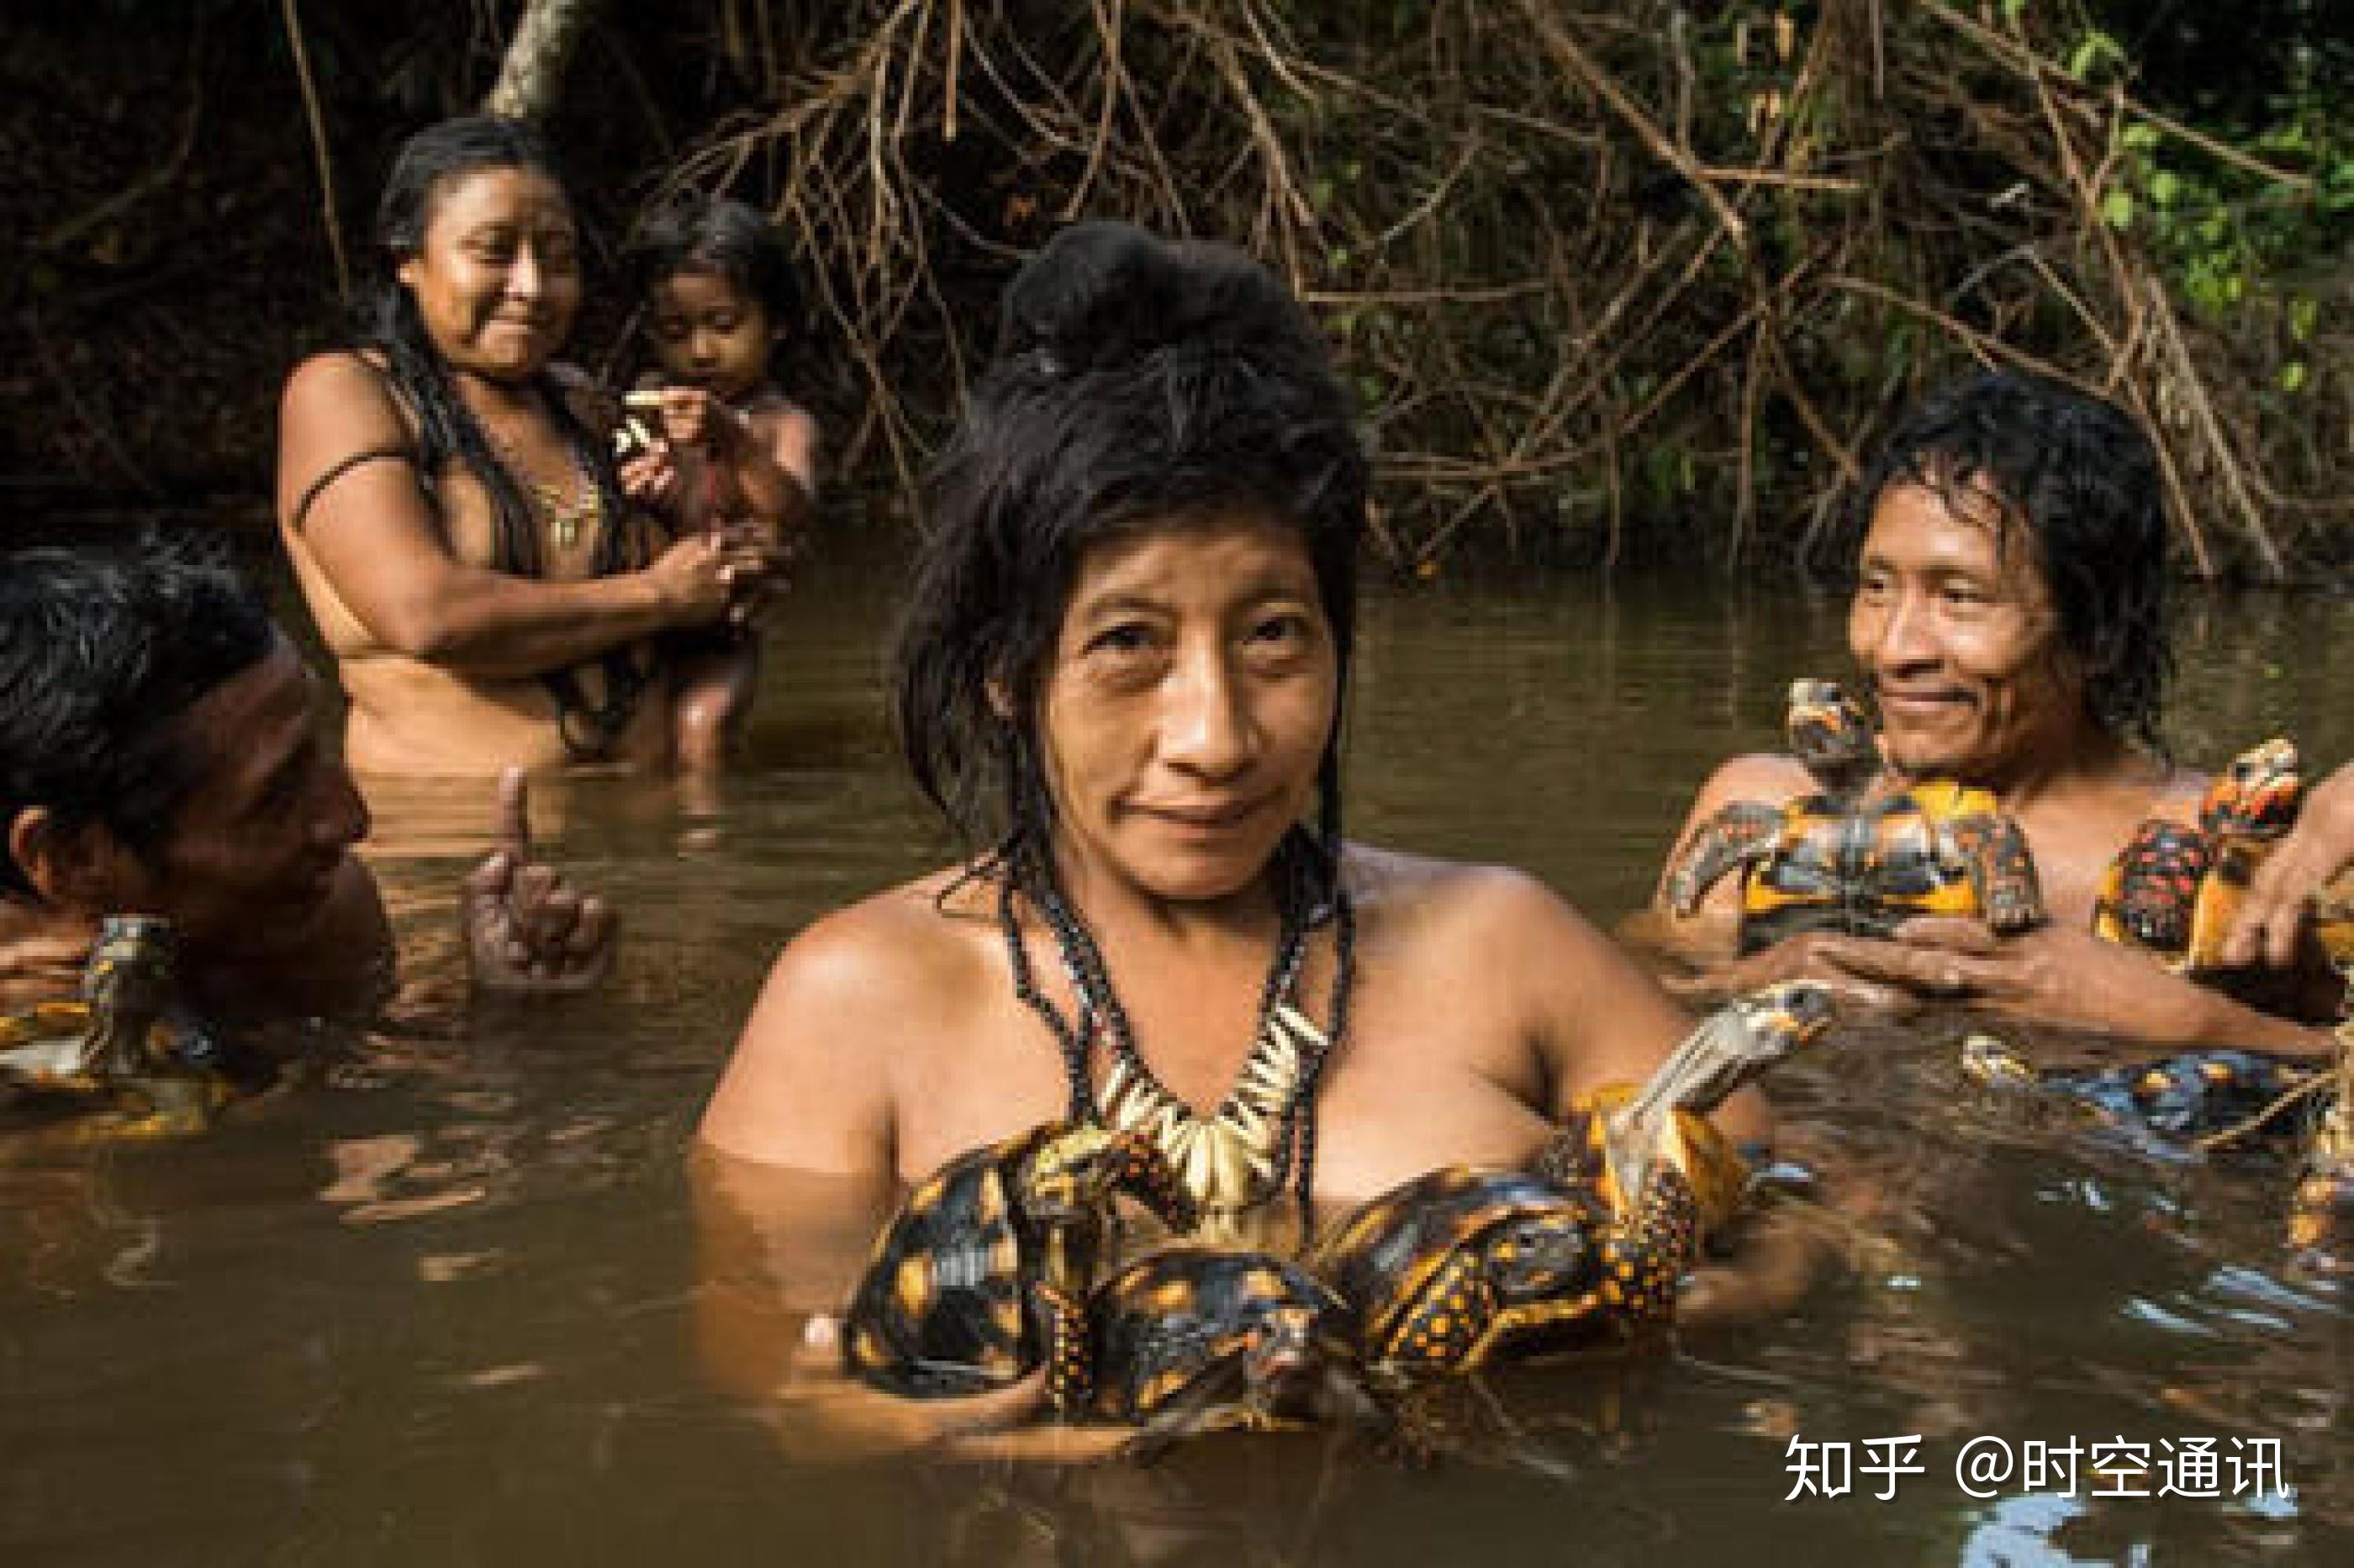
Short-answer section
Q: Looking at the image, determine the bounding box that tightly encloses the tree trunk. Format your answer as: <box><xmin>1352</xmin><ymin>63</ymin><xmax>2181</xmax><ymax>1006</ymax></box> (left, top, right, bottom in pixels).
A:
<box><xmin>482</xmin><ymin>0</ymin><xmax>598</xmax><ymax>123</ymax></box>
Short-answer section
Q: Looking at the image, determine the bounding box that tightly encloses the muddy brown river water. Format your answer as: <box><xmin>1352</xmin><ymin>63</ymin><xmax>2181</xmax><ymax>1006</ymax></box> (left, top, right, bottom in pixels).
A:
<box><xmin>3</xmin><ymin>537</ymin><xmax>2350</xmax><ymax>1564</ymax></box>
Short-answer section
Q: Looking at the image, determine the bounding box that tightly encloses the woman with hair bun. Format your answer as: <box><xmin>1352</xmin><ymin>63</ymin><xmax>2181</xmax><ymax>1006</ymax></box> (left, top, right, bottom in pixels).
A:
<box><xmin>276</xmin><ymin>117</ymin><xmax>785</xmax><ymax>777</ymax></box>
<box><xmin>695</xmin><ymin>221</ymin><xmax>1788</xmax><ymax>1456</ymax></box>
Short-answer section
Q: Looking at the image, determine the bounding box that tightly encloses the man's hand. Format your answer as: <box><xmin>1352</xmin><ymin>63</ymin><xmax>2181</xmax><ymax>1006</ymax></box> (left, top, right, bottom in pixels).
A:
<box><xmin>463</xmin><ymin>768</ymin><xmax>616</xmax><ymax>995</ymax></box>
<box><xmin>2223</xmin><ymin>761</ymin><xmax>2354</xmax><ymax>970</ymax></box>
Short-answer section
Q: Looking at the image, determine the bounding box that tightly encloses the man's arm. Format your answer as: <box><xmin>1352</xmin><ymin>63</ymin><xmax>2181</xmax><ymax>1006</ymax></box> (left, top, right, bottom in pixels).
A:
<box><xmin>2225</xmin><ymin>760</ymin><xmax>2354</xmax><ymax>970</ymax></box>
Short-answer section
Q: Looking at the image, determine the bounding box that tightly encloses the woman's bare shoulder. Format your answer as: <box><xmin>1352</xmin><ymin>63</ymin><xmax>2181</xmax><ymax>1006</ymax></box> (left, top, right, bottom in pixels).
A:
<box><xmin>280</xmin><ymin>349</ymin><xmax>402</xmax><ymax>425</ymax></box>
<box><xmin>1341</xmin><ymin>843</ymin><xmax>1590</xmax><ymax>943</ymax></box>
<box><xmin>704</xmin><ymin>868</ymin><xmax>996</xmax><ymax>1169</ymax></box>
<box><xmin>750</xmin><ymin>868</ymin><xmax>997</xmax><ymax>1026</ymax></box>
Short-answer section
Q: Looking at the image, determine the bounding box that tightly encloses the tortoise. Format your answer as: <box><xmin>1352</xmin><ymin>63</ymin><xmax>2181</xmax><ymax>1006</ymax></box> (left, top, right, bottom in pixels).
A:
<box><xmin>2096</xmin><ymin>737</ymin><xmax>2354</xmax><ymax>975</ymax></box>
<box><xmin>0</xmin><ymin>916</ymin><xmax>226</xmax><ymax>1135</ymax></box>
<box><xmin>1082</xmin><ymin>1244</ymin><xmax>1392</xmax><ymax>1448</ymax></box>
<box><xmin>1960</xmin><ymin>1032</ymin><xmax>2318</xmax><ymax>1157</ymax></box>
<box><xmin>1314</xmin><ymin>981</ymin><xmax>1836</xmax><ymax>1373</ymax></box>
<box><xmin>842</xmin><ymin>1120</ymin><xmax>1198</xmax><ymax>1413</ymax></box>
<box><xmin>1664</xmin><ymin>678</ymin><xmax>2044</xmax><ymax>953</ymax></box>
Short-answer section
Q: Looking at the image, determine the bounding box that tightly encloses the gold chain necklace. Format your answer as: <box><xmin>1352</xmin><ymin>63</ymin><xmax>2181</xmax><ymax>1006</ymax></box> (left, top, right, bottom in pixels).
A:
<box><xmin>484</xmin><ymin>424</ymin><xmax>599</xmax><ymax>550</ymax></box>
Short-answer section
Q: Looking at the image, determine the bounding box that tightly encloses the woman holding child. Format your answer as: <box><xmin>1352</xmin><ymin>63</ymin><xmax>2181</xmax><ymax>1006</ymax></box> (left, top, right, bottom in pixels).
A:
<box><xmin>277</xmin><ymin>117</ymin><xmax>805</xmax><ymax>778</ymax></box>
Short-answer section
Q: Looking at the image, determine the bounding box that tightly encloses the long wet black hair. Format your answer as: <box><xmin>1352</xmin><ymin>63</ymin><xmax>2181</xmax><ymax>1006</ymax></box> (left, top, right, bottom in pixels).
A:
<box><xmin>891</xmin><ymin>220</ymin><xmax>1367</xmax><ymax>886</ymax></box>
<box><xmin>363</xmin><ymin>116</ymin><xmax>646</xmax><ymax>755</ymax></box>
<box><xmin>1852</xmin><ymin>370</ymin><xmax>2172</xmax><ymax>753</ymax></box>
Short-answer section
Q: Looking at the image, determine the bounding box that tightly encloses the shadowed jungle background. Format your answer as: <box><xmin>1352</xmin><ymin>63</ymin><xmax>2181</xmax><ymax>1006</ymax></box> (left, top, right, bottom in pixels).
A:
<box><xmin>3</xmin><ymin>0</ymin><xmax>2346</xmax><ymax>578</ymax></box>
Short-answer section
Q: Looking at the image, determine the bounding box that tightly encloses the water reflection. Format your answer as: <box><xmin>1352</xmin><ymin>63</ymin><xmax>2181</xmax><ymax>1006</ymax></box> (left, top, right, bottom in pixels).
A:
<box><xmin>3</xmin><ymin>551</ymin><xmax>2351</xmax><ymax>1561</ymax></box>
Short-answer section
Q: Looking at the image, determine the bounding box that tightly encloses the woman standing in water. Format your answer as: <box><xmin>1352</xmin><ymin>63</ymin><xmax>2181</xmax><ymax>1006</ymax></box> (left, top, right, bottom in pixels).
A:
<box><xmin>277</xmin><ymin>118</ymin><xmax>782</xmax><ymax>777</ymax></box>
<box><xmin>695</xmin><ymin>221</ymin><xmax>1794</xmax><ymax>1457</ymax></box>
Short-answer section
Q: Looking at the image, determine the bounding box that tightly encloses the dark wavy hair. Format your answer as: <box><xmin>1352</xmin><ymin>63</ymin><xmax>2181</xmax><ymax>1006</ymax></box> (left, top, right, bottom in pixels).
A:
<box><xmin>0</xmin><ymin>539</ymin><xmax>277</xmax><ymax>897</ymax></box>
<box><xmin>1853</xmin><ymin>370</ymin><xmax>2172</xmax><ymax>752</ymax></box>
<box><xmin>362</xmin><ymin>115</ymin><xmax>645</xmax><ymax>753</ymax></box>
<box><xmin>892</xmin><ymin>220</ymin><xmax>1366</xmax><ymax>875</ymax></box>
<box><xmin>626</xmin><ymin>194</ymin><xmax>800</xmax><ymax>335</ymax></box>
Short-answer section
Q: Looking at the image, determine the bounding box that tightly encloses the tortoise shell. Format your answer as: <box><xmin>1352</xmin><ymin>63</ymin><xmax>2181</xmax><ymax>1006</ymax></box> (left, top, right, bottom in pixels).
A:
<box><xmin>842</xmin><ymin>1121</ymin><xmax>1195</xmax><ymax>1402</ymax></box>
<box><xmin>1085</xmin><ymin>1244</ymin><xmax>1370</xmax><ymax>1437</ymax></box>
<box><xmin>1665</xmin><ymin>680</ymin><xmax>2042</xmax><ymax>952</ymax></box>
<box><xmin>1535</xmin><ymin>1085</ymin><xmax>1752</xmax><ymax>1246</ymax></box>
<box><xmin>1961</xmin><ymin>1034</ymin><xmax>2316</xmax><ymax>1154</ymax></box>
<box><xmin>2093</xmin><ymin>738</ymin><xmax>2352</xmax><ymax>973</ymax></box>
<box><xmin>1313</xmin><ymin>1166</ymin><xmax>1614</xmax><ymax>1371</ymax></box>
<box><xmin>1738</xmin><ymin>779</ymin><xmax>2043</xmax><ymax>953</ymax></box>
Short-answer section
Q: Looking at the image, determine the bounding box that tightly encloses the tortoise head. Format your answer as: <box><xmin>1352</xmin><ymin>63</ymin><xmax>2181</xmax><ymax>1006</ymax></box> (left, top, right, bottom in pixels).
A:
<box><xmin>1785</xmin><ymin>679</ymin><xmax>1876</xmax><ymax>789</ymax></box>
<box><xmin>1014</xmin><ymin>1125</ymin><xmax>1197</xmax><ymax>1231</ymax></box>
<box><xmin>2200</xmin><ymin>738</ymin><xmax>2302</xmax><ymax>842</ymax></box>
<box><xmin>82</xmin><ymin>916</ymin><xmax>178</xmax><ymax>1017</ymax></box>
<box><xmin>1727</xmin><ymin>980</ymin><xmax>1836</xmax><ymax>1061</ymax></box>
<box><xmin>1481</xmin><ymin>1207</ymin><xmax>1602</xmax><ymax>1307</ymax></box>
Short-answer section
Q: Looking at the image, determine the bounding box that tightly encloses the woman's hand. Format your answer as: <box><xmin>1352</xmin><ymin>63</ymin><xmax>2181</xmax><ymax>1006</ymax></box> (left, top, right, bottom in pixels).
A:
<box><xmin>779</xmin><ymin>1314</ymin><xmax>1135</xmax><ymax>1465</ymax></box>
<box><xmin>645</xmin><ymin>531</ymin><xmax>774</xmax><ymax>626</ymax></box>
<box><xmin>462</xmin><ymin>769</ymin><xmax>617</xmax><ymax>995</ymax></box>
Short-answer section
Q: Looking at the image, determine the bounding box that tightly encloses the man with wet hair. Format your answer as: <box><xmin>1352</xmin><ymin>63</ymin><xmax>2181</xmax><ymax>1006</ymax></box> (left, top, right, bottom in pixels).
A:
<box><xmin>1656</xmin><ymin>371</ymin><xmax>2333</xmax><ymax>1051</ymax></box>
<box><xmin>0</xmin><ymin>539</ymin><xmax>613</xmax><ymax>1027</ymax></box>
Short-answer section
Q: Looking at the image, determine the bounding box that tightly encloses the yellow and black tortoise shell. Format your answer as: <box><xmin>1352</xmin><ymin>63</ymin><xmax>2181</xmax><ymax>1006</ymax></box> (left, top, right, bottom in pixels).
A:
<box><xmin>1085</xmin><ymin>1244</ymin><xmax>1357</xmax><ymax>1424</ymax></box>
<box><xmin>1314</xmin><ymin>1165</ymin><xmax>1607</xmax><ymax>1365</ymax></box>
<box><xmin>1539</xmin><ymin>1084</ymin><xmax>1751</xmax><ymax>1243</ymax></box>
<box><xmin>842</xmin><ymin>1126</ymin><xmax>1052</xmax><ymax>1397</ymax></box>
<box><xmin>1739</xmin><ymin>781</ymin><xmax>2010</xmax><ymax>953</ymax></box>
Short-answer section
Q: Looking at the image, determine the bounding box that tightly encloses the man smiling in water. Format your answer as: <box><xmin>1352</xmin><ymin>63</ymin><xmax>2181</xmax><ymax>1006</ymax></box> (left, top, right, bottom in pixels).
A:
<box><xmin>0</xmin><ymin>540</ymin><xmax>613</xmax><ymax>1030</ymax></box>
<box><xmin>1655</xmin><ymin>372</ymin><xmax>2333</xmax><ymax>1052</ymax></box>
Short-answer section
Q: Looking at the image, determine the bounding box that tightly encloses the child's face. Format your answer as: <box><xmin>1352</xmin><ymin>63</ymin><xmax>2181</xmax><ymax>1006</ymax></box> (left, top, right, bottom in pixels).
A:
<box><xmin>647</xmin><ymin>267</ymin><xmax>774</xmax><ymax>401</ymax></box>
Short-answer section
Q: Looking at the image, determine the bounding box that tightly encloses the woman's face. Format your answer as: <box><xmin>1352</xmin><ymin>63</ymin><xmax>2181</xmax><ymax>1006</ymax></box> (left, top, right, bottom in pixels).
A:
<box><xmin>398</xmin><ymin>165</ymin><xmax>579</xmax><ymax>383</ymax></box>
<box><xmin>645</xmin><ymin>267</ymin><xmax>773</xmax><ymax>403</ymax></box>
<box><xmin>1037</xmin><ymin>509</ymin><xmax>1339</xmax><ymax>908</ymax></box>
<box><xmin>1847</xmin><ymin>479</ymin><xmax>2085</xmax><ymax>785</ymax></box>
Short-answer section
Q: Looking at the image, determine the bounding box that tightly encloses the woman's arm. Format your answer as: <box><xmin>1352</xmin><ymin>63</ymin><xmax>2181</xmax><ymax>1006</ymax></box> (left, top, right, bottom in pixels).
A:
<box><xmin>278</xmin><ymin>354</ymin><xmax>752</xmax><ymax>677</ymax></box>
<box><xmin>693</xmin><ymin>902</ymin><xmax>1134</xmax><ymax>1464</ymax></box>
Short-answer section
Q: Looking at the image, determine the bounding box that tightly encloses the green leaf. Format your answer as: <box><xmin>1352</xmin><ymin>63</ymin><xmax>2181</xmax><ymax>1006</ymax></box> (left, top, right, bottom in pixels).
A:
<box><xmin>2120</xmin><ymin>123</ymin><xmax>2160</xmax><ymax>152</ymax></box>
<box><xmin>2280</xmin><ymin>362</ymin><xmax>2309</xmax><ymax>393</ymax></box>
<box><xmin>2100</xmin><ymin>188</ymin><xmax>2135</xmax><ymax>229</ymax></box>
<box><xmin>2148</xmin><ymin>169</ymin><xmax>2181</xmax><ymax>207</ymax></box>
<box><xmin>2066</xmin><ymin>32</ymin><xmax>2121</xmax><ymax>81</ymax></box>
<box><xmin>2288</xmin><ymin>296</ymin><xmax>2319</xmax><ymax>341</ymax></box>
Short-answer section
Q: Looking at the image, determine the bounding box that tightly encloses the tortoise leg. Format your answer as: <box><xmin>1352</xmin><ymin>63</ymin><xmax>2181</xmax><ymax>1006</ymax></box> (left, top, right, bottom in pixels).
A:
<box><xmin>1663</xmin><ymin>803</ymin><xmax>1785</xmax><ymax>917</ymax></box>
<box><xmin>1947</xmin><ymin>811</ymin><xmax>2045</xmax><ymax>934</ymax></box>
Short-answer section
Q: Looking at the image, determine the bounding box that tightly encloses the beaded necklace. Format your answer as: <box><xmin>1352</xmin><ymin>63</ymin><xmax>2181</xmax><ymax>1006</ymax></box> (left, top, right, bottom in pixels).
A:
<box><xmin>999</xmin><ymin>831</ymin><xmax>1357</xmax><ymax>1232</ymax></box>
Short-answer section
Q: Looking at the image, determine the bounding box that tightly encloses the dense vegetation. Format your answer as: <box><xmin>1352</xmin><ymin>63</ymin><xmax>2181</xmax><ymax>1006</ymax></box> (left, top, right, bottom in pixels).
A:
<box><xmin>7</xmin><ymin>1</ymin><xmax>2346</xmax><ymax>577</ymax></box>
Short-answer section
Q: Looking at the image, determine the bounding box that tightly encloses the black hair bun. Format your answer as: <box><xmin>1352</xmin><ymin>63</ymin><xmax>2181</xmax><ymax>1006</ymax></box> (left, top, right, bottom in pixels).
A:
<box><xmin>999</xmin><ymin>219</ymin><xmax>1303</xmax><ymax>377</ymax></box>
